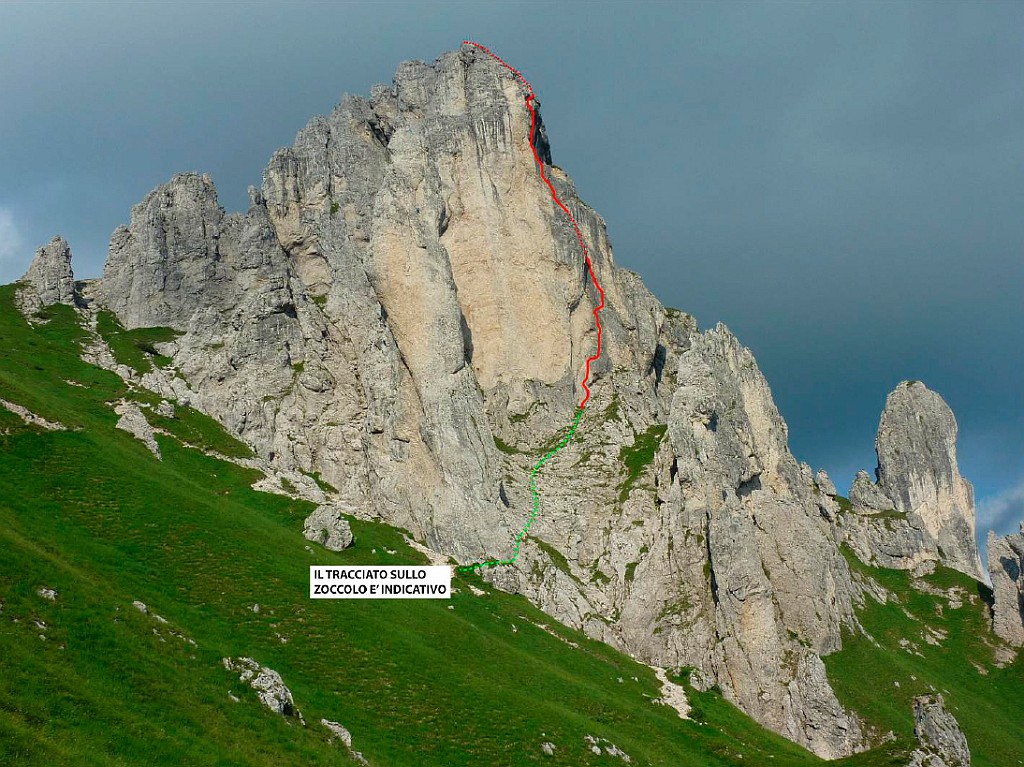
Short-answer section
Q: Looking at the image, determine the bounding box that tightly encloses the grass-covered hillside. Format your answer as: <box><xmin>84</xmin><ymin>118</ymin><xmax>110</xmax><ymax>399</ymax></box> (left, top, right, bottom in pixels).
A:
<box><xmin>826</xmin><ymin>550</ymin><xmax>1023</xmax><ymax>767</ymax></box>
<box><xmin>0</xmin><ymin>282</ymin><xmax>1017</xmax><ymax>766</ymax></box>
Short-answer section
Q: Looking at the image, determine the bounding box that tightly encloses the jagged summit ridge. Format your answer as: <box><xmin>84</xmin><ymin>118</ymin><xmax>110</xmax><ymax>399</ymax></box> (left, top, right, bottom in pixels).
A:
<box><xmin>78</xmin><ymin>47</ymin><xmax>1004</xmax><ymax>759</ymax></box>
<box><xmin>96</xmin><ymin>46</ymin><xmax>663</xmax><ymax>567</ymax></box>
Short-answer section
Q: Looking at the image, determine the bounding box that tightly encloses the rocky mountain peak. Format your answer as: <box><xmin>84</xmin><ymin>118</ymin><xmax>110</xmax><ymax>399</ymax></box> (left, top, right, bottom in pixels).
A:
<box><xmin>876</xmin><ymin>381</ymin><xmax>984</xmax><ymax>580</ymax></box>
<box><xmin>20</xmin><ymin>235</ymin><xmax>76</xmax><ymax>307</ymax></box>
<box><xmin>910</xmin><ymin>694</ymin><xmax>971</xmax><ymax>767</ymax></box>
<box><xmin>837</xmin><ymin>381</ymin><xmax>985</xmax><ymax>580</ymax></box>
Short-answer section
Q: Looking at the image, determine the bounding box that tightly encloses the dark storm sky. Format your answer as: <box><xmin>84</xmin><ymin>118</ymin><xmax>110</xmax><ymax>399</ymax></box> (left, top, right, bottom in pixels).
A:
<box><xmin>1</xmin><ymin>2</ymin><xmax>1021</xmax><ymax>541</ymax></box>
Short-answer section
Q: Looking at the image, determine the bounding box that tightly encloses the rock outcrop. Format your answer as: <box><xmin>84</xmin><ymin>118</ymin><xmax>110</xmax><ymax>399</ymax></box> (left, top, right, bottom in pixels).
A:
<box><xmin>653</xmin><ymin>326</ymin><xmax>864</xmax><ymax>758</ymax></box>
<box><xmin>988</xmin><ymin>524</ymin><xmax>1024</xmax><ymax>646</ymax></box>
<box><xmin>321</xmin><ymin>720</ymin><xmax>370</xmax><ymax>764</ymax></box>
<box><xmin>21</xmin><ymin>236</ymin><xmax>76</xmax><ymax>306</ymax></box>
<box><xmin>303</xmin><ymin>505</ymin><xmax>354</xmax><ymax>551</ymax></box>
<box><xmin>908</xmin><ymin>694</ymin><xmax>970</xmax><ymax>767</ymax></box>
<box><xmin>96</xmin><ymin>45</ymin><xmax>671</xmax><ymax>589</ymax></box>
<box><xmin>0</xmin><ymin>398</ymin><xmax>66</xmax><ymax>432</ymax></box>
<box><xmin>114</xmin><ymin>401</ymin><xmax>161</xmax><ymax>459</ymax></box>
<box><xmin>222</xmin><ymin>657</ymin><xmax>302</xmax><ymax>722</ymax></box>
<box><xmin>849</xmin><ymin>470</ymin><xmax>895</xmax><ymax>512</ymax></box>
<box><xmin>834</xmin><ymin>383</ymin><xmax>984</xmax><ymax>582</ymax></box>
<box><xmin>17</xmin><ymin>236</ymin><xmax>77</xmax><ymax>317</ymax></box>
<box><xmin>815</xmin><ymin>469</ymin><xmax>837</xmax><ymax>497</ymax></box>
<box><xmin>876</xmin><ymin>383</ymin><xmax>983</xmax><ymax>580</ymax></box>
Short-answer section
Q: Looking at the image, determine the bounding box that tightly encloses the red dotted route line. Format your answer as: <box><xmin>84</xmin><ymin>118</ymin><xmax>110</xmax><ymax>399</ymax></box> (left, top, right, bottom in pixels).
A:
<box><xmin>463</xmin><ymin>40</ymin><xmax>606</xmax><ymax>409</ymax></box>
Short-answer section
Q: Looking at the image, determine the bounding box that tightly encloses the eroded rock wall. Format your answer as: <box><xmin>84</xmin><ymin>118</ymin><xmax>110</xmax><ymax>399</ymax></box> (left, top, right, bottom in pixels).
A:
<box><xmin>831</xmin><ymin>382</ymin><xmax>985</xmax><ymax>582</ymax></box>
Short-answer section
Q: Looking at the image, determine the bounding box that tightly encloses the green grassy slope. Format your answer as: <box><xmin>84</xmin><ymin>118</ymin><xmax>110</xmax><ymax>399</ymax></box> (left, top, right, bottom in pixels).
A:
<box><xmin>0</xmin><ymin>283</ymin><xmax>1005</xmax><ymax>765</ymax></box>
<box><xmin>826</xmin><ymin>550</ymin><xmax>1024</xmax><ymax>767</ymax></box>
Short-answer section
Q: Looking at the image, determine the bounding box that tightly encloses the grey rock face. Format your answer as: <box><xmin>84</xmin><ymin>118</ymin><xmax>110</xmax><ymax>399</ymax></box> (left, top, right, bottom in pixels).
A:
<box><xmin>20</xmin><ymin>236</ymin><xmax>76</xmax><ymax>307</ymax></box>
<box><xmin>837</xmin><ymin>508</ymin><xmax>936</xmax><ymax>574</ymax></box>
<box><xmin>815</xmin><ymin>469</ymin><xmax>837</xmax><ymax>497</ymax></box>
<box><xmin>987</xmin><ymin>525</ymin><xmax>1024</xmax><ymax>646</ymax></box>
<box><xmin>222</xmin><ymin>657</ymin><xmax>302</xmax><ymax>721</ymax></box>
<box><xmin>97</xmin><ymin>47</ymin><xmax>671</xmax><ymax>571</ymax></box>
<box><xmin>101</xmin><ymin>174</ymin><xmax>232</xmax><ymax>329</ymax></box>
<box><xmin>908</xmin><ymin>694</ymin><xmax>970</xmax><ymax>767</ymax></box>
<box><xmin>660</xmin><ymin>326</ymin><xmax>864</xmax><ymax>758</ymax></box>
<box><xmin>303</xmin><ymin>505</ymin><xmax>354</xmax><ymax>551</ymax></box>
<box><xmin>849</xmin><ymin>470</ymin><xmax>895</xmax><ymax>511</ymax></box>
<box><xmin>839</xmin><ymin>383</ymin><xmax>984</xmax><ymax>581</ymax></box>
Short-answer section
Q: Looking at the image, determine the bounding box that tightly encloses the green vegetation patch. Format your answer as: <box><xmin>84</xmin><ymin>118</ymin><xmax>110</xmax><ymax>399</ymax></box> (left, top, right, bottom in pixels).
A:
<box><xmin>533</xmin><ymin>538</ymin><xmax>580</xmax><ymax>585</ymax></box>
<box><xmin>590</xmin><ymin>565</ymin><xmax>611</xmax><ymax>586</ymax></box>
<box><xmin>617</xmin><ymin>424</ymin><xmax>668</xmax><ymax>502</ymax></box>
<box><xmin>147</xmin><ymin>405</ymin><xmax>254</xmax><ymax>459</ymax></box>
<box><xmin>304</xmin><ymin>470</ymin><xmax>338</xmax><ymax>495</ymax></box>
<box><xmin>493</xmin><ymin>434</ymin><xmax>522</xmax><ymax>455</ymax></box>
<box><xmin>827</xmin><ymin>547</ymin><xmax>1024</xmax><ymax>767</ymax></box>
<box><xmin>96</xmin><ymin>309</ymin><xmax>182</xmax><ymax>374</ymax></box>
<box><xmin>508</xmin><ymin>402</ymin><xmax>539</xmax><ymax>424</ymax></box>
<box><xmin>603</xmin><ymin>392</ymin><xmax>621</xmax><ymax>423</ymax></box>
<box><xmin>833</xmin><ymin>494</ymin><xmax>853</xmax><ymax>514</ymax></box>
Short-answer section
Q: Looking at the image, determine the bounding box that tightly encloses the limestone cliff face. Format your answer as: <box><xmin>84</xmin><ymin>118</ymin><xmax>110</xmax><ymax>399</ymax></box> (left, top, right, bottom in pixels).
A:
<box><xmin>988</xmin><ymin>525</ymin><xmax>1024</xmax><ymax>647</ymax></box>
<box><xmin>98</xmin><ymin>49</ymin><xmax>665</xmax><ymax>566</ymax></box>
<box><xmin>91</xmin><ymin>46</ymin><xmax>1002</xmax><ymax>758</ymax></box>
<box><xmin>832</xmin><ymin>382</ymin><xmax>985</xmax><ymax>582</ymax></box>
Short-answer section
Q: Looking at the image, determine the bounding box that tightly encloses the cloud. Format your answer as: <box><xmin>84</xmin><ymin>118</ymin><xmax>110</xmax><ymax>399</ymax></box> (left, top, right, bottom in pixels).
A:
<box><xmin>0</xmin><ymin>207</ymin><xmax>24</xmax><ymax>264</ymax></box>
<box><xmin>978</xmin><ymin>480</ymin><xmax>1024</xmax><ymax>537</ymax></box>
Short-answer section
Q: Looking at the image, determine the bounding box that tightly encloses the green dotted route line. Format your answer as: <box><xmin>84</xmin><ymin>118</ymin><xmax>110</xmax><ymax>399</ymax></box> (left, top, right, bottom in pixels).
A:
<box><xmin>457</xmin><ymin>407</ymin><xmax>584</xmax><ymax>573</ymax></box>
